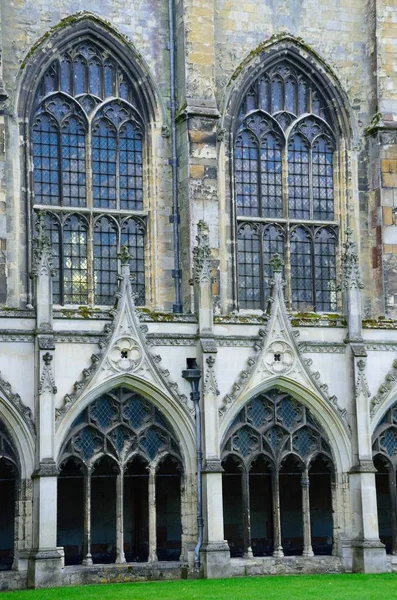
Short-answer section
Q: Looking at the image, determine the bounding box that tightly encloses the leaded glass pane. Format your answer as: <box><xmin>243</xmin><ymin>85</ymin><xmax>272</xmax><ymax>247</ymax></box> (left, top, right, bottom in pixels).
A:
<box><xmin>88</xmin><ymin>58</ymin><xmax>101</xmax><ymax>97</ymax></box>
<box><xmin>90</xmin><ymin>396</ymin><xmax>118</xmax><ymax>432</ymax></box>
<box><xmin>119</xmin><ymin>122</ymin><xmax>143</xmax><ymax>210</ymax></box>
<box><xmin>121</xmin><ymin>219</ymin><xmax>145</xmax><ymax>306</ymax></box>
<box><xmin>379</xmin><ymin>429</ymin><xmax>397</xmax><ymax>458</ymax></box>
<box><xmin>292</xmin><ymin>427</ymin><xmax>318</xmax><ymax>458</ymax></box>
<box><xmin>285</xmin><ymin>78</ymin><xmax>296</xmax><ymax>114</ymax></box>
<box><xmin>104</xmin><ymin>61</ymin><xmax>115</xmax><ymax>98</ymax></box>
<box><xmin>290</xmin><ymin>226</ymin><xmax>313</xmax><ymax>310</ymax></box>
<box><xmin>93</xmin><ymin>216</ymin><xmax>118</xmax><ymax>305</ymax></box>
<box><xmin>235</xmin><ymin>130</ymin><xmax>259</xmax><ymax>217</ymax></box>
<box><xmin>237</xmin><ymin>224</ymin><xmax>261</xmax><ymax>309</ymax></box>
<box><xmin>60</xmin><ymin>56</ymin><xmax>72</xmax><ymax>94</ymax></box>
<box><xmin>271</xmin><ymin>77</ymin><xmax>282</xmax><ymax>112</ymax></box>
<box><xmin>73</xmin><ymin>56</ymin><xmax>87</xmax><ymax>95</ymax></box>
<box><xmin>232</xmin><ymin>427</ymin><xmax>259</xmax><ymax>457</ymax></box>
<box><xmin>277</xmin><ymin>397</ymin><xmax>303</xmax><ymax>429</ymax></box>
<box><xmin>110</xmin><ymin>425</ymin><xmax>133</xmax><ymax>455</ymax></box>
<box><xmin>63</xmin><ymin>215</ymin><xmax>88</xmax><ymax>304</ymax></box>
<box><xmin>61</xmin><ymin>116</ymin><xmax>86</xmax><ymax>207</ymax></box>
<box><xmin>92</xmin><ymin>119</ymin><xmax>117</xmax><ymax>209</ymax></box>
<box><xmin>246</xmin><ymin>396</ymin><xmax>273</xmax><ymax>429</ymax></box>
<box><xmin>312</xmin><ymin>136</ymin><xmax>334</xmax><ymax>220</ymax></box>
<box><xmin>288</xmin><ymin>134</ymin><xmax>310</xmax><ymax>219</ymax></box>
<box><xmin>123</xmin><ymin>396</ymin><xmax>150</xmax><ymax>429</ymax></box>
<box><xmin>73</xmin><ymin>427</ymin><xmax>103</xmax><ymax>461</ymax></box>
<box><xmin>263</xmin><ymin>225</ymin><xmax>284</xmax><ymax>301</ymax></box>
<box><xmin>140</xmin><ymin>427</ymin><xmax>166</xmax><ymax>460</ymax></box>
<box><xmin>315</xmin><ymin>228</ymin><xmax>337</xmax><ymax>311</ymax></box>
<box><xmin>260</xmin><ymin>133</ymin><xmax>282</xmax><ymax>217</ymax></box>
<box><xmin>32</xmin><ymin>113</ymin><xmax>59</xmax><ymax>205</ymax></box>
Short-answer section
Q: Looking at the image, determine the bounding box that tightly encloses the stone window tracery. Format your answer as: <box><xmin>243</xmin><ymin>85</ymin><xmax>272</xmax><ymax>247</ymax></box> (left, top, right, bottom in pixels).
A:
<box><xmin>222</xmin><ymin>389</ymin><xmax>334</xmax><ymax>558</ymax></box>
<box><xmin>234</xmin><ymin>60</ymin><xmax>338</xmax><ymax>312</ymax></box>
<box><xmin>57</xmin><ymin>387</ymin><xmax>183</xmax><ymax>565</ymax></box>
<box><xmin>31</xmin><ymin>41</ymin><xmax>146</xmax><ymax>306</ymax></box>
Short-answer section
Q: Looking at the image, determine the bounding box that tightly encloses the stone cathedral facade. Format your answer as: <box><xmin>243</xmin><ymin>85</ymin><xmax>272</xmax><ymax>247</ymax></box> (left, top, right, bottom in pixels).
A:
<box><xmin>1</xmin><ymin>0</ymin><xmax>397</xmax><ymax>590</ymax></box>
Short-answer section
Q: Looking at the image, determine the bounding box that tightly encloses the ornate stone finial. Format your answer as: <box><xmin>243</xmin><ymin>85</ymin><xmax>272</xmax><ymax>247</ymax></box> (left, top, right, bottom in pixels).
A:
<box><xmin>341</xmin><ymin>228</ymin><xmax>364</xmax><ymax>290</ymax></box>
<box><xmin>193</xmin><ymin>221</ymin><xmax>212</xmax><ymax>285</ymax></box>
<box><xmin>117</xmin><ymin>245</ymin><xmax>132</xmax><ymax>266</ymax></box>
<box><xmin>270</xmin><ymin>253</ymin><xmax>284</xmax><ymax>274</ymax></box>
<box><xmin>31</xmin><ymin>211</ymin><xmax>55</xmax><ymax>278</ymax></box>
<box><xmin>43</xmin><ymin>352</ymin><xmax>53</xmax><ymax>366</ymax></box>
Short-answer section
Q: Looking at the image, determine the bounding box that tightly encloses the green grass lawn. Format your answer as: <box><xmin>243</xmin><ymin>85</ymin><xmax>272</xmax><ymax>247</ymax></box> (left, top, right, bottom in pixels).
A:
<box><xmin>2</xmin><ymin>574</ymin><xmax>397</xmax><ymax>600</ymax></box>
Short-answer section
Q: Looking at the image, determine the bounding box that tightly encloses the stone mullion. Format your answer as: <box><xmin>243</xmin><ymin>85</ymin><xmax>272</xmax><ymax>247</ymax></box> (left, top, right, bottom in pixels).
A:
<box><xmin>82</xmin><ymin>468</ymin><xmax>93</xmax><ymax>566</ymax></box>
<box><xmin>116</xmin><ymin>468</ymin><xmax>126</xmax><ymax>563</ymax></box>
<box><xmin>271</xmin><ymin>468</ymin><xmax>284</xmax><ymax>557</ymax></box>
<box><xmin>241</xmin><ymin>466</ymin><xmax>253</xmax><ymax>558</ymax></box>
<box><xmin>388</xmin><ymin>466</ymin><xmax>397</xmax><ymax>555</ymax></box>
<box><xmin>148</xmin><ymin>465</ymin><xmax>157</xmax><ymax>563</ymax></box>
<box><xmin>302</xmin><ymin>466</ymin><xmax>314</xmax><ymax>557</ymax></box>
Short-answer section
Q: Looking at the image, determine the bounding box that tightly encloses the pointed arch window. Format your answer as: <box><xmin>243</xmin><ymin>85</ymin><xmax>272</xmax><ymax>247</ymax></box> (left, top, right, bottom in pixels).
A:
<box><xmin>31</xmin><ymin>41</ymin><xmax>147</xmax><ymax>306</ymax></box>
<box><xmin>234</xmin><ymin>60</ymin><xmax>338</xmax><ymax>312</ymax></box>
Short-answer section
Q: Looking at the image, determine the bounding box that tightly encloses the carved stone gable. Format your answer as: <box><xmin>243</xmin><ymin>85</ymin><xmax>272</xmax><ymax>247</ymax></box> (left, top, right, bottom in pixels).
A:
<box><xmin>56</xmin><ymin>263</ymin><xmax>191</xmax><ymax>424</ymax></box>
<box><xmin>220</xmin><ymin>256</ymin><xmax>349</xmax><ymax>431</ymax></box>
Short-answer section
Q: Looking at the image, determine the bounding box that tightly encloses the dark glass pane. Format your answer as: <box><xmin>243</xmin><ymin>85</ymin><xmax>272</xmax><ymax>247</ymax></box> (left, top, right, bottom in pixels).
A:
<box><xmin>246</xmin><ymin>90</ymin><xmax>256</xmax><ymax>112</ymax></box>
<box><xmin>94</xmin><ymin>216</ymin><xmax>118</xmax><ymax>305</ymax></box>
<box><xmin>121</xmin><ymin>219</ymin><xmax>145</xmax><ymax>305</ymax></box>
<box><xmin>235</xmin><ymin>130</ymin><xmax>259</xmax><ymax>217</ymax></box>
<box><xmin>298</xmin><ymin>80</ymin><xmax>308</xmax><ymax>115</ymax></box>
<box><xmin>260</xmin><ymin>133</ymin><xmax>282</xmax><ymax>218</ymax></box>
<box><xmin>119</xmin><ymin>122</ymin><xmax>143</xmax><ymax>210</ymax></box>
<box><xmin>92</xmin><ymin>119</ymin><xmax>117</xmax><ymax>209</ymax></box>
<box><xmin>237</xmin><ymin>224</ymin><xmax>261</xmax><ymax>309</ymax></box>
<box><xmin>73</xmin><ymin>56</ymin><xmax>87</xmax><ymax>96</ymax></box>
<box><xmin>263</xmin><ymin>225</ymin><xmax>285</xmax><ymax>301</ymax></box>
<box><xmin>104</xmin><ymin>61</ymin><xmax>115</xmax><ymax>98</ymax></box>
<box><xmin>61</xmin><ymin>117</ymin><xmax>86</xmax><ymax>207</ymax></box>
<box><xmin>89</xmin><ymin>59</ymin><xmax>101</xmax><ymax>97</ymax></box>
<box><xmin>285</xmin><ymin>79</ymin><xmax>296</xmax><ymax>114</ymax></box>
<box><xmin>271</xmin><ymin>78</ymin><xmax>282</xmax><ymax>113</ymax></box>
<box><xmin>60</xmin><ymin>57</ymin><xmax>72</xmax><ymax>94</ymax></box>
<box><xmin>259</xmin><ymin>77</ymin><xmax>269</xmax><ymax>112</ymax></box>
<box><xmin>44</xmin><ymin>63</ymin><xmax>58</xmax><ymax>95</ymax></box>
<box><xmin>314</xmin><ymin>228</ymin><xmax>337</xmax><ymax>311</ymax></box>
<box><xmin>288</xmin><ymin>134</ymin><xmax>310</xmax><ymax>219</ymax></box>
<box><xmin>32</xmin><ymin>113</ymin><xmax>60</xmax><ymax>206</ymax></box>
<box><xmin>63</xmin><ymin>216</ymin><xmax>88</xmax><ymax>304</ymax></box>
<box><xmin>290</xmin><ymin>226</ymin><xmax>313</xmax><ymax>310</ymax></box>
<box><xmin>119</xmin><ymin>75</ymin><xmax>130</xmax><ymax>100</ymax></box>
<box><xmin>312</xmin><ymin>137</ymin><xmax>334</xmax><ymax>220</ymax></box>
<box><xmin>44</xmin><ymin>214</ymin><xmax>61</xmax><ymax>304</ymax></box>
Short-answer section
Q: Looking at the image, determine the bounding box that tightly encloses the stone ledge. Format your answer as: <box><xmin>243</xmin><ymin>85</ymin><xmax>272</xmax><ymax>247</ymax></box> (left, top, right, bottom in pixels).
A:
<box><xmin>230</xmin><ymin>556</ymin><xmax>345</xmax><ymax>577</ymax></box>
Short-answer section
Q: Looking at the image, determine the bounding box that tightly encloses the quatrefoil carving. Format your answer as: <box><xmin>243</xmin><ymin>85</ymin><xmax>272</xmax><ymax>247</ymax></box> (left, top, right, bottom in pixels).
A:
<box><xmin>109</xmin><ymin>337</ymin><xmax>142</xmax><ymax>372</ymax></box>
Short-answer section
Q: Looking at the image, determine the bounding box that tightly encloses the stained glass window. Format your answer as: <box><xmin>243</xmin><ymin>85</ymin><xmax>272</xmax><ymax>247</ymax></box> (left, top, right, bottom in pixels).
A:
<box><xmin>234</xmin><ymin>59</ymin><xmax>337</xmax><ymax>312</ymax></box>
<box><xmin>31</xmin><ymin>40</ymin><xmax>147</xmax><ymax>306</ymax></box>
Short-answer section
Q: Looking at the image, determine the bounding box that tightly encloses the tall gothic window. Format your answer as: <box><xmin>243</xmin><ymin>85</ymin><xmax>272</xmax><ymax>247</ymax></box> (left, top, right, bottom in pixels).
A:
<box><xmin>234</xmin><ymin>61</ymin><xmax>338</xmax><ymax>312</ymax></box>
<box><xmin>31</xmin><ymin>42</ymin><xmax>146</xmax><ymax>306</ymax></box>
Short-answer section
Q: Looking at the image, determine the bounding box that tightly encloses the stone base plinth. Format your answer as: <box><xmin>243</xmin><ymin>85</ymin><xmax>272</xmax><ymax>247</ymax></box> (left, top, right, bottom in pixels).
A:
<box><xmin>200</xmin><ymin>542</ymin><xmax>231</xmax><ymax>579</ymax></box>
<box><xmin>27</xmin><ymin>549</ymin><xmax>63</xmax><ymax>588</ymax></box>
<box><xmin>351</xmin><ymin>540</ymin><xmax>389</xmax><ymax>573</ymax></box>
